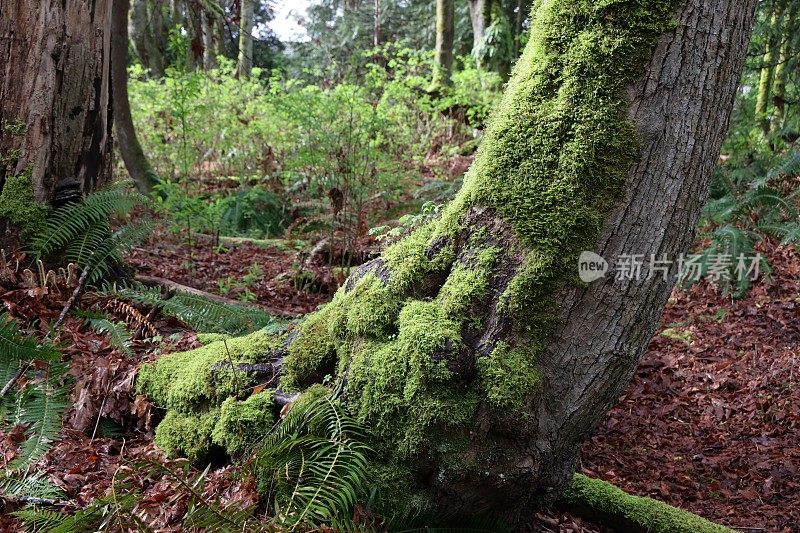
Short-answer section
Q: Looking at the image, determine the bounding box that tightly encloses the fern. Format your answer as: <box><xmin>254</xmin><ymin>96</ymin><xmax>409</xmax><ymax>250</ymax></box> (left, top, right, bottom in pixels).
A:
<box><xmin>0</xmin><ymin>314</ymin><xmax>60</xmax><ymax>362</ymax></box>
<box><xmin>86</xmin><ymin>317</ymin><xmax>132</xmax><ymax>355</ymax></box>
<box><xmin>7</xmin><ymin>369</ymin><xmax>70</xmax><ymax>471</ymax></box>
<box><xmin>96</xmin><ymin>282</ymin><xmax>284</xmax><ymax>334</ymax></box>
<box><xmin>29</xmin><ymin>185</ymin><xmax>152</xmax><ymax>284</ymax></box>
<box><xmin>257</xmin><ymin>396</ymin><xmax>372</xmax><ymax>528</ymax></box>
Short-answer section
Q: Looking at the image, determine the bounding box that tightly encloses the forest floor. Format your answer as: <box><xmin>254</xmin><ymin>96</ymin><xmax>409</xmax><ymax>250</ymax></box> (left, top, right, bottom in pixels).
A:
<box><xmin>1</xmin><ymin>220</ymin><xmax>797</xmax><ymax>531</ymax></box>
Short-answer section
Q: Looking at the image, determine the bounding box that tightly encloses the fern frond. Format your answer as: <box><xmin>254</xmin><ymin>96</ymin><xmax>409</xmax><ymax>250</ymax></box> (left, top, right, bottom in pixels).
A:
<box><xmin>8</xmin><ymin>375</ymin><xmax>70</xmax><ymax>471</ymax></box>
<box><xmin>257</xmin><ymin>397</ymin><xmax>372</xmax><ymax>527</ymax></box>
<box><xmin>86</xmin><ymin>318</ymin><xmax>132</xmax><ymax>355</ymax></box>
<box><xmin>29</xmin><ymin>187</ymin><xmax>148</xmax><ymax>259</ymax></box>
<box><xmin>0</xmin><ymin>472</ymin><xmax>64</xmax><ymax>500</ymax></box>
<box><xmin>0</xmin><ymin>314</ymin><xmax>60</xmax><ymax>362</ymax></box>
<box><xmin>94</xmin><ymin>282</ymin><xmax>283</xmax><ymax>334</ymax></box>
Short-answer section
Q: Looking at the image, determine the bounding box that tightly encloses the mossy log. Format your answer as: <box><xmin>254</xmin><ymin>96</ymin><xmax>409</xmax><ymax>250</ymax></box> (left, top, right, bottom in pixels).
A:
<box><xmin>137</xmin><ymin>0</ymin><xmax>757</xmax><ymax>524</ymax></box>
<box><xmin>559</xmin><ymin>474</ymin><xmax>734</xmax><ymax>533</ymax></box>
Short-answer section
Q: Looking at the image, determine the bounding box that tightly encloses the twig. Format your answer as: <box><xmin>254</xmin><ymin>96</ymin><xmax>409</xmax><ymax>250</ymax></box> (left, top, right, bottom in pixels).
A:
<box><xmin>52</xmin><ymin>261</ymin><xmax>92</xmax><ymax>333</ymax></box>
<box><xmin>222</xmin><ymin>339</ymin><xmax>241</xmax><ymax>392</ymax></box>
<box><xmin>0</xmin><ymin>361</ymin><xmax>31</xmax><ymax>398</ymax></box>
<box><xmin>1</xmin><ymin>495</ymin><xmax>71</xmax><ymax>507</ymax></box>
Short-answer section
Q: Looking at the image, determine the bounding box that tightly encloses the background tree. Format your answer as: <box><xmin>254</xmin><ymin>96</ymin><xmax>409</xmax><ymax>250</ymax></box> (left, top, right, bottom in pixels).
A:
<box><xmin>236</xmin><ymin>0</ymin><xmax>256</xmax><ymax>78</ymax></box>
<box><xmin>113</xmin><ymin>0</ymin><xmax>160</xmax><ymax>194</ymax></box>
<box><xmin>139</xmin><ymin>0</ymin><xmax>759</xmax><ymax>521</ymax></box>
<box><xmin>0</xmin><ymin>0</ymin><xmax>113</xmax><ymax>248</ymax></box>
<box><xmin>432</xmin><ymin>0</ymin><xmax>456</xmax><ymax>88</ymax></box>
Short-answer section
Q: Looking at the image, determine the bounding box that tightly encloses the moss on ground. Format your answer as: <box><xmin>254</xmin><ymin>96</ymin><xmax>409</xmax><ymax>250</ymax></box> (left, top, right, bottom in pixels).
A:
<box><xmin>561</xmin><ymin>474</ymin><xmax>734</xmax><ymax>532</ymax></box>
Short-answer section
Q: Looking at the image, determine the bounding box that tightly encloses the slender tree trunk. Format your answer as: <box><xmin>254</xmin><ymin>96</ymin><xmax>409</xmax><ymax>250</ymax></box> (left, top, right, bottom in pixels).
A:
<box><xmin>432</xmin><ymin>0</ymin><xmax>455</xmax><ymax>88</ymax></box>
<box><xmin>771</xmin><ymin>2</ymin><xmax>796</xmax><ymax>129</ymax></box>
<box><xmin>373</xmin><ymin>0</ymin><xmax>381</xmax><ymax>47</ymax></box>
<box><xmin>130</xmin><ymin>0</ymin><xmax>166</xmax><ymax>77</ymax></box>
<box><xmin>112</xmin><ymin>0</ymin><xmax>160</xmax><ymax>194</ymax></box>
<box><xmin>512</xmin><ymin>0</ymin><xmax>529</xmax><ymax>59</ymax></box>
<box><xmin>756</xmin><ymin>6</ymin><xmax>781</xmax><ymax>135</ymax></box>
<box><xmin>467</xmin><ymin>0</ymin><xmax>490</xmax><ymax>53</ymax></box>
<box><xmin>202</xmin><ymin>6</ymin><xmax>221</xmax><ymax>70</ymax></box>
<box><xmin>138</xmin><ymin>0</ymin><xmax>758</xmax><ymax>522</ymax></box>
<box><xmin>0</xmin><ymin>0</ymin><xmax>113</xmax><ymax>247</ymax></box>
<box><xmin>236</xmin><ymin>0</ymin><xmax>254</xmax><ymax>78</ymax></box>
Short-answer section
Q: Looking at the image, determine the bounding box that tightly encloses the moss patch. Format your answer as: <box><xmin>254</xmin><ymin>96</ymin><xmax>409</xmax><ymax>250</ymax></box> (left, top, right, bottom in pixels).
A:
<box><xmin>0</xmin><ymin>171</ymin><xmax>48</xmax><ymax>241</ymax></box>
<box><xmin>154</xmin><ymin>409</ymin><xmax>220</xmax><ymax>460</ymax></box>
<box><xmin>137</xmin><ymin>330</ymin><xmax>281</xmax><ymax>411</ymax></box>
<box><xmin>561</xmin><ymin>474</ymin><xmax>734</xmax><ymax>532</ymax></box>
<box><xmin>477</xmin><ymin>341</ymin><xmax>540</xmax><ymax>409</ymax></box>
<box><xmin>212</xmin><ymin>390</ymin><xmax>275</xmax><ymax>457</ymax></box>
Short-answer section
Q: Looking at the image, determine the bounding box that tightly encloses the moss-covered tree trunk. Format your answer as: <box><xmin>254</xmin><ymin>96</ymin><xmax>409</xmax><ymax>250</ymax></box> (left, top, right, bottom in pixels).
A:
<box><xmin>138</xmin><ymin>0</ymin><xmax>758</xmax><ymax>522</ymax></box>
<box><xmin>0</xmin><ymin>0</ymin><xmax>113</xmax><ymax>248</ymax></box>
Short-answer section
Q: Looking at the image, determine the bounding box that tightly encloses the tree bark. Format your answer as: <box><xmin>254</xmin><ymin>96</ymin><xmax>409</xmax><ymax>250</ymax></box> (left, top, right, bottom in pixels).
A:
<box><xmin>0</xmin><ymin>0</ymin><xmax>113</xmax><ymax>246</ymax></box>
<box><xmin>113</xmin><ymin>0</ymin><xmax>159</xmax><ymax>195</ymax></box>
<box><xmin>130</xmin><ymin>0</ymin><xmax>166</xmax><ymax>78</ymax></box>
<box><xmin>755</xmin><ymin>5</ymin><xmax>781</xmax><ymax>135</ymax></box>
<box><xmin>236</xmin><ymin>0</ymin><xmax>255</xmax><ymax>79</ymax></box>
<box><xmin>432</xmin><ymin>0</ymin><xmax>455</xmax><ymax>88</ymax></box>
<box><xmin>467</xmin><ymin>0</ymin><xmax>491</xmax><ymax>53</ymax></box>
<box><xmin>137</xmin><ymin>0</ymin><xmax>758</xmax><ymax>522</ymax></box>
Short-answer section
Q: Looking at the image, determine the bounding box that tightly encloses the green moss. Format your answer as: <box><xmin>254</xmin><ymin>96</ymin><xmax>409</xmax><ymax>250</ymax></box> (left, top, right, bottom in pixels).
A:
<box><xmin>136</xmin><ymin>329</ymin><xmax>281</xmax><ymax>411</ymax></box>
<box><xmin>561</xmin><ymin>474</ymin><xmax>734</xmax><ymax>532</ymax></box>
<box><xmin>477</xmin><ymin>341</ymin><xmax>540</xmax><ymax>409</ymax></box>
<box><xmin>0</xmin><ymin>171</ymin><xmax>48</xmax><ymax>240</ymax></box>
<box><xmin>442</xmin><ymin>0</ymin><xmax>680</xmax><ymax>317</ymax></box>
<box><xmin>344</xmin><ymin>300</ymin><xmax>477</xmax><ymax>457</ymax></box>
<box><xmin>154</xmin><ymin>408</ymin><xmax>220</xmax><ymax>460</ymax></box>
<box><xmin>196</xmin><ymin>332</ymin><xmax>232</xmax><ymax>345</ymax></box>
<box><xmin>2</xmin><ymin>119</ymin><xmax>26</xmax><ymax>136</ymax></box>
<box><xmin>212</xmin><ymin>390</ymin><xmax>275</xmax><ymax>456</ymax></box>
<box><xmin>281</xmin><ymin>306</ymin><xmax>338</xmax><ymax>390</ymax></box>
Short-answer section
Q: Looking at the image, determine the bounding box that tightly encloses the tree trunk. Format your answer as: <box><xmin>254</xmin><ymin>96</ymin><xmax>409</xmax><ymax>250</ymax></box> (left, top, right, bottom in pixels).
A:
<box><xmin>202</xmin><ymin>5</ymin><xmax>221</xmax><ymax>70</ymax></box>
<box><xmin>0</xmin><ymin>0</ymin><xmax>113</xmax><ymax>247</ymax></box>
<box><xmin>137</xmin><ymin>0</ymin><xmax>758</xmax><ymax>522</ymax></box>
<box><xmin>432</xmin><ymin>0</ymin><xmax>455</xmax><ymax>88</ymax></box>
<box><xmin>755</xmin><ymin>5</ymin><xmax>781</xmax><ymax>135</ymax></box>
<box><xmin>112</xmin><ymin>0</ymin><xmax>160</xmax><ymax>195</ymax></box>
<box><xmin>771</xmin><ymin>2</ymin><xmax>796</xmax><ymax>130</ymax></box>
<box><xmin>236</xmin><ymin>0</ymin><xmax>255</xmax><ymax>79</ymax></box>
<box><xmin>130</xmin><ymin>0</ymin><xmax>166</xmax><ymax>78</ymax></box>
<box><xmin>467</xmin><ymin>0</ymin><xmax>490</xmax><ymax>53</ymax></box>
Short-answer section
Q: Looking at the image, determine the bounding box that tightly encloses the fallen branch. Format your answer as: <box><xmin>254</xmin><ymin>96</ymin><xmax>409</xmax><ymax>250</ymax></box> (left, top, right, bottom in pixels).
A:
<box><xmin>558</xmin><ymin>473</ymin><xmax>735</xmax><ymax>533</ymax></box>
<box><xmin>52</xmin><ymin>261</ymin><xmax>91</xmax><ymax>333</ymax></box>
<box><xmin>134</xmin><ymin>274</ymin><xmax>294</xmax><ymax>318</ymax></box>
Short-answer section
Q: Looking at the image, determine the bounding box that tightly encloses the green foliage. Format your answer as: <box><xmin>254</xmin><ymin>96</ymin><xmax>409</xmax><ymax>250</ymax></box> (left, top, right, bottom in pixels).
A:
<box><xmin>97</xmin><ymin>282</ymin><xmax>282</xmax><ymax>334</ymax></box>
<box><xmin>256</xmin><ymin>394</ymin><xmax>372</xmax><ymax>528</ymax></box>
<box><xmin>0</xmin><ymin>314</ymin><xmax>68</xmax><ymax>488</ymax></box>
<box><xmin>29</xmin><ymin>185</ymin><xmax>153</xmax><ymax>283</ymax></box>
<box><xmin>129</xmin><ymin>48</ymin><xmax>484</xmax><ymax>244</ymax></box>
<box><xmin>86</xmin><ymin>317</ymin><xmax>132</xmax><ymax>355</ymax></box>
<box><xmin>690</xmin><ymin>149</ymin><xmax>799</xmax><ymax>296</ymax></box>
